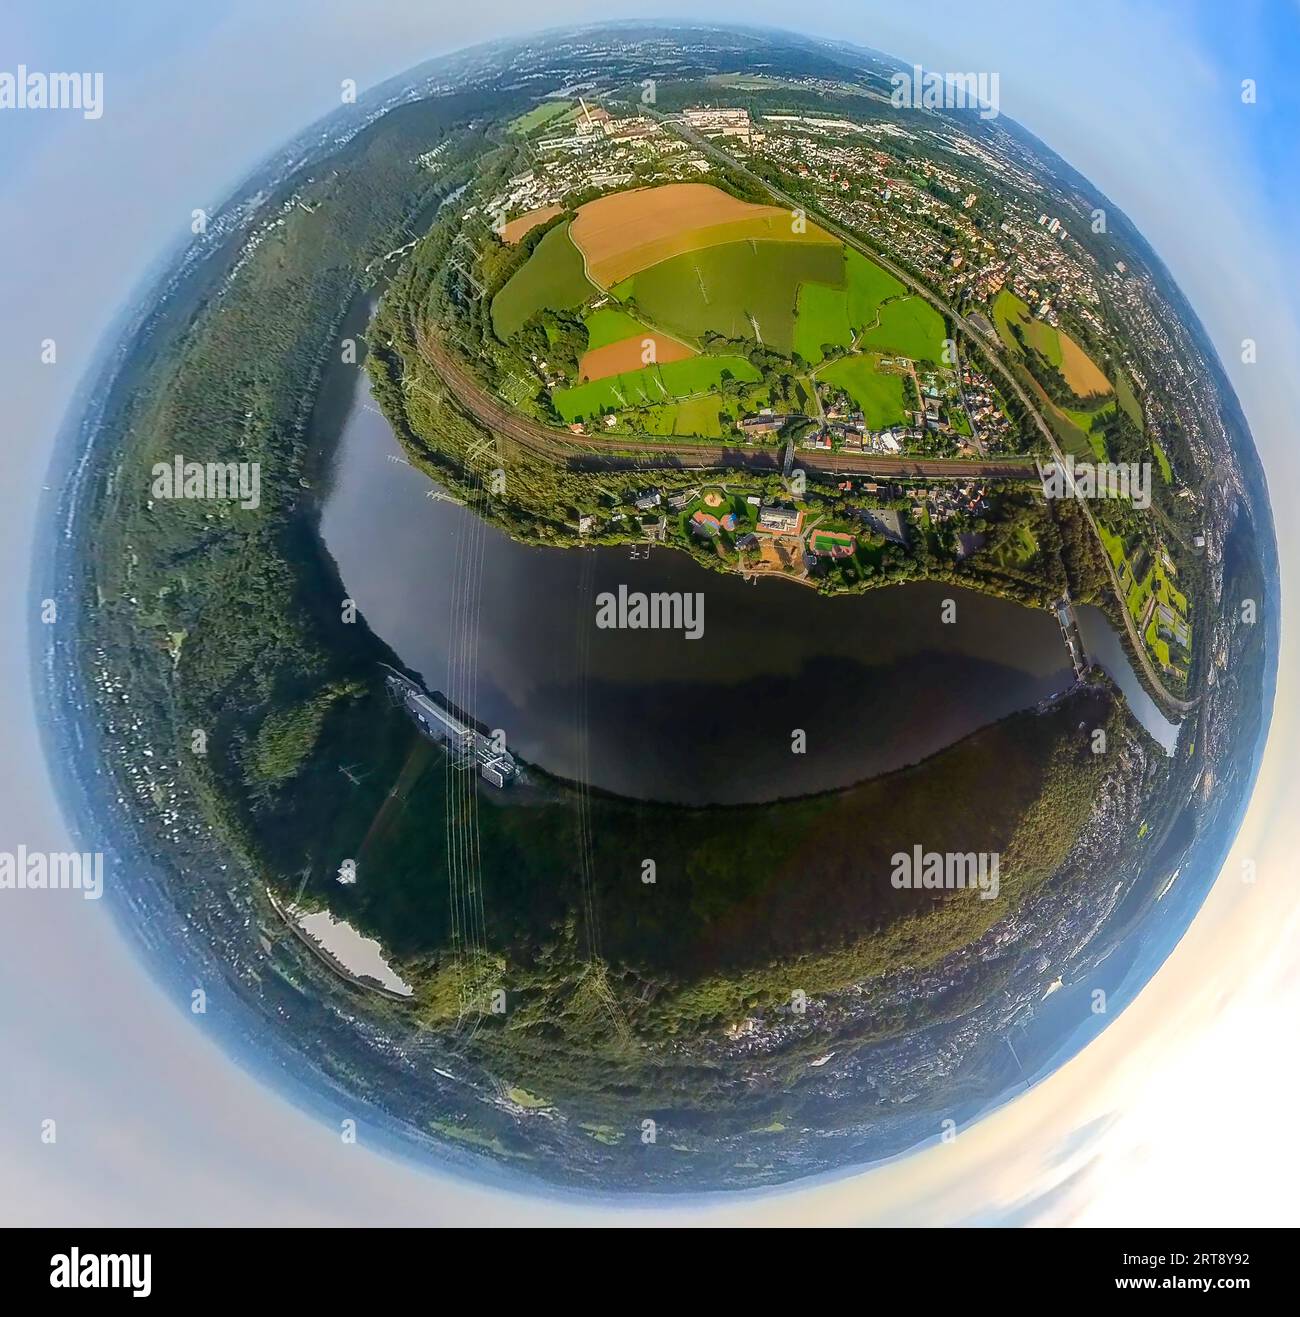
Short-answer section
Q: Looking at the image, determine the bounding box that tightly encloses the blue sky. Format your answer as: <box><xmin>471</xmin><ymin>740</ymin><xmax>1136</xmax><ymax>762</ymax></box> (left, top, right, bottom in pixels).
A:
<box><xmin>2</xmin><ymin>0</ymin><xmax>1298</xmax><ymax>1224</ymax></box>
<box><xmin>1196</xmin><ymin>0</ymin><xmax>1300</xmax><ymax>215</ymax></box>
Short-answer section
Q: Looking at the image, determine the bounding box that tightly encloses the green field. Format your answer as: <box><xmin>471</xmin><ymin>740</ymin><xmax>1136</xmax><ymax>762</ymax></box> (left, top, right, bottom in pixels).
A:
<box><xmin>1059</xmin><ymin>403</ymin><xmax>1111</xmax><ymax>461</ymax></box>
<box><xmin>666</xmin><ymin>395</ymin><xmax>726</xmax><ymax>437</ymax></box>
<box><xmin>993</xmin><ymin>288</ymin><xmax>1062</xmax><ymax>363</ymax></box>
<box><xmin>491</xmin><ymin>222</ymin><xmax>595</xmax><ymax>339</ymax></box>
<box><xmin>1114</xmin><ymin>369</ymin><xmax>1144</xmax><ymax>429</ymax></box>
<box><xmin>629</xmin><ymin>390</ymin><xmax>771</xmax><ymax>439</ymax></box>
<box><xmin>993</xmin><ymin>288</ymin><xmax>1116</xmax><ymax>459</ymax></box>
<box><xmin>508</xmin><ymin>101</ymin><xmax>574</xmax><ymax>134</ymax></box>
<box><xmin>1027</xmin><ymin>391</ymin><xmax>1102</xmax><ymax>461</ymax></box>
<box><xmin>642</xmin><ymin>385</ymin><xmax>774</xmax><ymax>437</ymax></box>
<box><xmin>583</xmin><ymin>305</ymin><xmax>653</xmax><ymax>349</ymax></box>
<box><xmin>552</xmin><ymin>354</ymin><xmax>762</xmax><ymax>423</ymax></box>
<box><xmin>819</xmin><ymin>354</ymin><xmax>911</xmax><ymax>428</ymax></box>
<box><xmin>1099</xmin><ymin>524</ymin><xmax>1129</xmax><ymax>576</ymax></box>
<box><xmin>846</xmin><ymin>248</ymin><xmax>906</xmax><ymax>326</ymax></box>
<box><xmin>613</xmin><ymin>240</ymin><xmax>845</xmax><ymax>355</ymax></box>
<box><xmin>793</xmin><ymin>281</ymin><xmax>853</xmax><ymax>363</ymax></box>
<box><xmin>1152</xmin><ymin>437</ymin><xmax>1173</xmax><ymax>483</ymax></box>
<box><xmin>857</xmin><ymin>296</ymin><xmax>947</xmax><ymax>361</ymax></box>
<box><xmin>994</xmin><ymin>288</ymin><xmax>1117</xmax><ymax>409</ymax></box>
<box><xmin>792</xmin><ymin>249</ymin><xmax>905</xmax><ymax>363</ymax></box>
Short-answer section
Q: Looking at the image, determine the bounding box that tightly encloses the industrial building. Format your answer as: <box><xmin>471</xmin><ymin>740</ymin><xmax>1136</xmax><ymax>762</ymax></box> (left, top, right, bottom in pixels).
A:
<box><xmin>382</xmin><ymin>667</ymin><xmax>517</xmax><ymax>788</ymax></box>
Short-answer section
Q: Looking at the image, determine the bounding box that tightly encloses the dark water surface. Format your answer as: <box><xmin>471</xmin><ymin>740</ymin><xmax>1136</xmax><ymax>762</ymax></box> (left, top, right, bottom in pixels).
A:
<box><xmin>315</xmin><ymin>359</ymin><xmax>1173</xmax><ymax>803</ymax></box>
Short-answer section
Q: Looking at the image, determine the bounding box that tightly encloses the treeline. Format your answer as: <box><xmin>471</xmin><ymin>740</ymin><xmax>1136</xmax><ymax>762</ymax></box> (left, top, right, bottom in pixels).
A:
<box><xmin>87</xmin><ymin>94</ymin><xmax>502</xmax><ymax>892</ymax></box>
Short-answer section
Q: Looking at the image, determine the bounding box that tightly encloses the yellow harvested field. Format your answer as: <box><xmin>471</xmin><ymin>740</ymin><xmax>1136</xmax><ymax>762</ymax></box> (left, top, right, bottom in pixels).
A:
<box><xmin>501</xmin><ymin>204</ymin><xmax>563</xmax><ymax>244</ymax></box>
<box><xmin>578</xmin><ymin>332</ymin><xmax>695</xmax><ymax>382</ymax></box>
<box><xmin>1059</xmin><ymin>333</ymin><xmax>1113</xmax><ymax>397</ymax></box>
<box><xmin>569</xmin><ymin>183</ymin><xmax>836</xmax><ymax>285</ymax></box>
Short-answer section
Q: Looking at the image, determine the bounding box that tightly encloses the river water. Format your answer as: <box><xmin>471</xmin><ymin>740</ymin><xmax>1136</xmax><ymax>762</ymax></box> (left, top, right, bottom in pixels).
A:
<box><xmin>312</xmin><ymin>342</ymin><xmax>1177</xmax><ymax>804</ymax></box>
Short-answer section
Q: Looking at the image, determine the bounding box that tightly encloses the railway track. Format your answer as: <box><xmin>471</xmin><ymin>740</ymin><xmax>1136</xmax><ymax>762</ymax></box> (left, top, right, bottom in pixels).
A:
<box><xmin>415</xmin><ymin>324</ymin><xmax>1038</xmax><ymax>480</ymax></box>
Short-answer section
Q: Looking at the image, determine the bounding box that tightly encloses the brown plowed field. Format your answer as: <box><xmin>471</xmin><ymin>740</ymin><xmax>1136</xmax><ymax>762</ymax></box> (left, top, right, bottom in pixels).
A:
<box><xmin>578</xmin><ymin>332</ymin><xmax>695</xmax><ymax>382</ymax></box>
<box><xmin>569</xmin><ymin>182</ymin><xmax>836</xmax><ymax>286</ymax></box>
<box><xmin>1058</xmin><ymin>333</ymin><xmax>1113</xmax><ymax>397</ymax></box>
<box><xmin>500</xmin><ymin>205</ymin><xmax>563</xmax><ymax>244</ymax></box>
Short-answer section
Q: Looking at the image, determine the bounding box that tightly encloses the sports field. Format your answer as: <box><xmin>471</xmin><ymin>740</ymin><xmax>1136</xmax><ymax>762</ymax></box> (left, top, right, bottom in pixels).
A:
<box><xmin>568</xmin><ymin>182</ymin><xmax>837</xmax><ymax>286</ymax></box>
<box><xmin>491</xmin><ymin>222</ymin><xmax>595</xmax><ymax>340</ymax></box>
<box><xmin>819</xmin><ymin>354</ymin><xmax>911</xmax><ymax>428</ymax></box>
<box><xmin>500</xmin><ymin>205</ymin><xmax>563</xmax><ymax>245</ymax></box>
<box><xmin>811</xmin><ymin>529</ymin><xmax>857</xmax><ymax>557</ymax></box>
<box><xmin>857</xmin><ymin>296</ymin><xmax>948</xmax><ymax>362</ymax></box>
<box><xmin>551</xmin><ymin>354</ymin><xmax>762</xmax><ymax>423</ymax></box>
<box><xmin>616</xmin><ymin>240</ymin><xmax>846</xmax><ymax>355</ymax></box>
